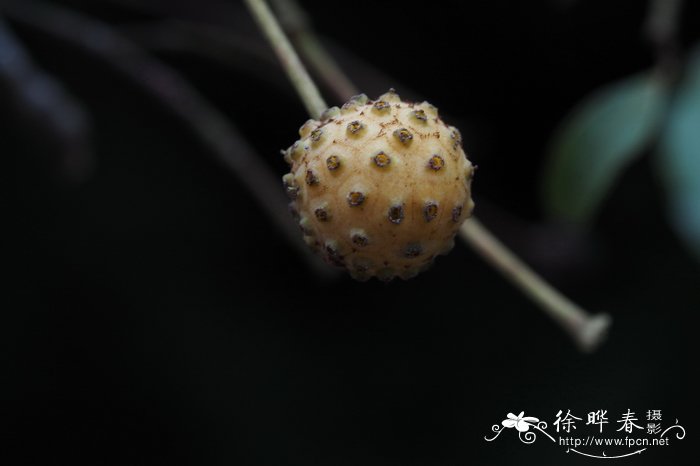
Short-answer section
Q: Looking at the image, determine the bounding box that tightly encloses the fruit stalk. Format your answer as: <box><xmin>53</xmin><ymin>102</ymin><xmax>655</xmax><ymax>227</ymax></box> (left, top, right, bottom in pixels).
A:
<box><xmin>244</xmin><ymin>0</ymin><xmax>611</xmax><ymax>351</ymax></box>
<box><xmin>243</xmin><ymin>0</ymin><xmax>327</xmax><ymax>119</ymax></box>
<box><xmin>460</xmin><ymin>219</ymin><xmax>610</xmax><ymax>352</ymax></box>
<box><xmin>270</xmin><ymin>0</ymin><xmax>359</xmax><ymax>102</ymax></box>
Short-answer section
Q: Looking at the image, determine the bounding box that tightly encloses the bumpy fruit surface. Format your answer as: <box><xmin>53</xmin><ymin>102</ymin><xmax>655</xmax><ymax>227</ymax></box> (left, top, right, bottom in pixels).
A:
<box><xmin>283</xmin><ymin>90</ymin><xmax>475</xmax><ymax>281</ymax></box>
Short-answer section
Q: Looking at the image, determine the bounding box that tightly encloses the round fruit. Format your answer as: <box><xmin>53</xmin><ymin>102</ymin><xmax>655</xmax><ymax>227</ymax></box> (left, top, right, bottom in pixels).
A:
<box><xmin>283</xmin><ymin>90</ymin><xmax>475</xmax><ymax>281</ymax></box>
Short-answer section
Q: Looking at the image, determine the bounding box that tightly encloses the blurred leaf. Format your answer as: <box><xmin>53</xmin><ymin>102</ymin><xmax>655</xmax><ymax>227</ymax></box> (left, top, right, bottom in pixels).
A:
<box><xmin>542</xmin><ymin>73</ymin><xmax>668</xmax><ymax>224</ymax></box>
<box><xmin>657</xmin><ymin>46</ymin><xmax>700</xmax><ymax>261</ymax></box>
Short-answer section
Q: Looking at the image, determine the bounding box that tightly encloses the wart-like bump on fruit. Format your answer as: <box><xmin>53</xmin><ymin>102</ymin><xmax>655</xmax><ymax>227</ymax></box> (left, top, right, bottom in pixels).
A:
<box><xmin>305</xmin><ymin>169</ymin><xmax>319</xmax><ymax>186</ymax></box>
<box><xmin>424</xmin><ymin>201</ymin><xmax>439</xmax><ymax>222</ymax></box>
<box><xmin>394</xmin><ymin>128</ymin><xmax>413</xmax><ymax>144</ymax></box>
<box><xmin>412</xmin><ymin>109</ymin><xmax>428</xmax><ymax>122</ymax></box>
<box><xmin>347</xmin><ymin>191</ymin><xmax>366</xmax><ymax>207</ymax></box>
<box><xmin>428</xmin><ymin>155</ymin><xmax>445</xmax><ymax>171</ymax></box>
<box><xmin>373</xmin><ymin>151</ymin><xmax>391</xmax><ymax>168</ymax></box>
<box><xmin>347</xmin><ymin>120</ymin><xmax>364</xmax><ymax>135</ymax></box>
<box><xmin>388</xmin><ymin>204</ymin><xmax>405</xmax><ymax>224</ymax></box>
<box><xmin>326</xmin><ymin>155</ymin><xmax>341</xmax><ymax>171</ymax></box>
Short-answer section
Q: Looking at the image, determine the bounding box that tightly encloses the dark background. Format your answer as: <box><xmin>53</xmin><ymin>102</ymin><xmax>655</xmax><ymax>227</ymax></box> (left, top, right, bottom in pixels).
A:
<box><xmin>2</xmin><ymin>0</ymin><xmax>698</xmax><ymax>464</ymax></box>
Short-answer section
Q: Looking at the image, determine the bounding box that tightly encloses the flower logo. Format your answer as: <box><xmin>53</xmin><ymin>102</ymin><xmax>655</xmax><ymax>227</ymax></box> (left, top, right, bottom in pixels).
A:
<box><xmin>502</xmin><ymin>412</ymin><xmax>540</xmax><ymax>432</ymax></box>
<box><xmin>486</xmin><ymin>410</ymin><xmax>554</xmax><ymax>444</ymax></box>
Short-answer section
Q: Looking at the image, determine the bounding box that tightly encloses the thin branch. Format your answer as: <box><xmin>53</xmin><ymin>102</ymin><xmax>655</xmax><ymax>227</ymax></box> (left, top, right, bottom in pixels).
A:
<box><xmin>460</xmin><ymin>219</ymin><xmax>610</xmax><ymax>352</ymax></box>
<box><xmin>0</xmin><ymin>15</ymin><xmax>93</xmax><ymax>182</ymax></box>
<box><xmin>247</xmin><ymin>0</ymin><xmax>611</xmax><ymax>351</ymax></box>
<box><xmin>271</xmin><ymin>0</ymin><xmax>358</xmax><ymax>103</ymax></box>
<box><xmin>243</xmin><ymin>0</ymin><xmax>327</xmax><ymax>119</ymax></box>
<box><xmin>2</xmin><ymin>0</ymin><xmax>335</xmax><ymax>279</ymax></box>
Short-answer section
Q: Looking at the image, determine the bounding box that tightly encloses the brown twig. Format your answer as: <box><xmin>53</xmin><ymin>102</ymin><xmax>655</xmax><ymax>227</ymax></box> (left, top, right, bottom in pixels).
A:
<box><xmin>2</xmin><ymin>0</ymin><xmax>335</xmax><ymax>279</ymax></box>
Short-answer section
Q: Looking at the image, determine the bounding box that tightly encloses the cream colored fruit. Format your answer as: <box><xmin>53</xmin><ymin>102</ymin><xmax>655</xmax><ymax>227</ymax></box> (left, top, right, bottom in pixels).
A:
<box><xmin>283</xmin><ymin>90</ymin><xmax>475</xmax><ymax>281</ymax></box>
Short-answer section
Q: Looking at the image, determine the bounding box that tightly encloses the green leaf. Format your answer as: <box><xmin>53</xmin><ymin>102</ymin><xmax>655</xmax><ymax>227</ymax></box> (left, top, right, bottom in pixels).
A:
<box><xmin>542</xmin><ymin>73</ymin><xmax>668</xmax><ymax>224</ymax></box>
<box><xmin>657</xmin><ymin>46</ymin><xmax>700</xmax><ymax>261</ymax></box>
